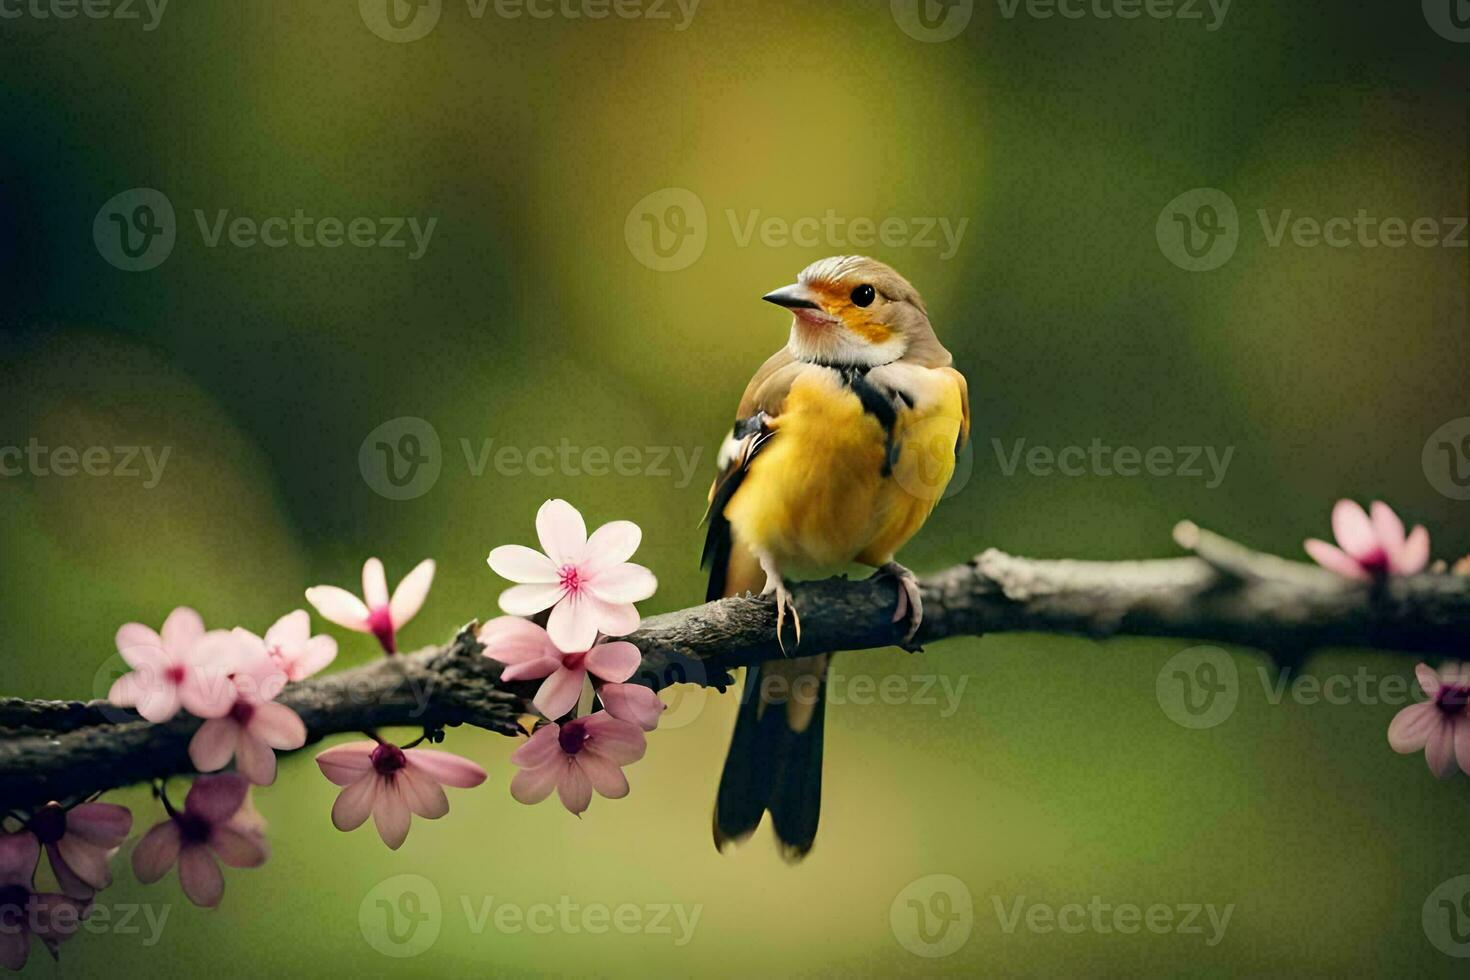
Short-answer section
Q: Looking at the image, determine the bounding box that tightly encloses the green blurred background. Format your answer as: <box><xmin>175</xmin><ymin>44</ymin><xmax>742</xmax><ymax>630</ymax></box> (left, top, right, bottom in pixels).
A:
<box><xmin>2</xmin><ymin>0</ymin><xmax>1468</xmax><ymax>974</ymax></box>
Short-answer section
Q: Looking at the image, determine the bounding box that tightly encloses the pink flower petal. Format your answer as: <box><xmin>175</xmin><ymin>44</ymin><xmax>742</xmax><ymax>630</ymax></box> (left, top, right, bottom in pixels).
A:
<box><xmin>115</xmin><ymin>623</ymin><xmax>164</xmax><ymax>670</ymax></box>
<box><xmin>0</xmin><ymin>832</ymin><xmax>39</xmax><ymax>886</ymax></box>
<box><xmin>498</xmin><ymin>582</ymin><xmax>566</xmax><ymax>617</ymax></box>
<box><xmin>160</xmin><ymin>607</ymin><xmax>206</xmax><ymax>656</ymax></box>
<box><xmin>0</xmin><ymin>930</ymin><xmax>30</xmax><ymax>971</ymax></box>
<box><xmin>1330</xmin><ymin>499</ymin><xmax>1375</xmax><ymax>560</ymax></box>
<box><xmin>582</xmin><ymin>521</ymin><xmax>643</xmax><ymax>573</ymax></box>
<box><xmin>264</xmin><ymin>609</ymin><xmax>310</xmax><ymax>650</ymax></box>
<box><xmin>585</xmin><ymin>641</ymin><xmax>642</xmax><ymax>683</ymax></box>
<box><xmin>501</xmin><ymin>658</ymin><xmax>561</xmax><ymax>682</ymax></box>
<box><xmin>1426</xmin><ymin>719</ymin><xmax>1457</xmax><ymax>778</ymax></box>
<box><xmin>533</xmin><ymin>665</ymin><xmax>586</xmax><ymax>720</ymax></box>
<box><xmin>536</xmin><ymin>498</ymin><xmax>588</xmax><ymax>566</ymax></box>
<box><xmin>1304</xmin><ymin>539</ymin><xmax>1369</xmax><ymax>581</ymax></box>
<box><xmin>49</xmin><ymin>840</ymin><xmax>100</xmax><ymax>898</ymax></box>
<box><xmin>362</xmin><ymin>558</ymin><xmax>390</xmax><ymax>609</ymax></box>
<box><xmin>235</xmin><ymin>731</ymin><xmax>279</xmax><ymax>786</ymax></box>
<box><xmin>557</xmin><ymin>761</ymin><xmax>593</xmax><ymax>814</ymax></box>
<box><xmin>178</xmin><ymin>844</ymin><xmax>224</xmax><ymax>907</ymax></box>
<box><xmin>66</xmin><ymin>803</ymin><xmax>132</xmax><ymax>846</ymax></box>
<box><xmin>1387</xmin><ymin>702</ymin><xmax>1438</xmax><ymax>753</ymax></box>
<box><xmin>210</xmin><ymin>825</ymin><xmax>268</xmax><ymax>868</ymax></box>
<box><xmin>586</xmin><ymin>563</ymin><xmax>657</xmax><ymax>604</ymax></box>
<box><xmin>316</xmin><ymin>742</ymin><xmax>377</xmax><ymax>786</ymax></box>
<box><xmin>1415</xmin><ymin>663</ymin><xmax>1442</xmax><ymax>699</ymax></box>
<box><xmin>189</xmin><ymin>718</ymin><xmax>240</xmax><ymax>773</ymax></box>
<box><xmin>389</xmin><ymin>559</ymin><xmax>435</xmax><ymax>628</ymax></box>
<box><xmin>404</xmin><ymin>749</ymin><xmax>488</xmax><ymax>789</ymax></box>
<box><xmin>397</xmin><ymin>769</ymin><xmax>450</xmax><ymax>819</ymax></box>
<box><xmin>576</xmin><ymin>751</ymin><xmax>630</xmax><ymax>799</ymax></box>
<box><xmin>487</xmin><ymin>545</ymin><xmax>560</xmax><ymax>584</ymax></box>
<box><xmin>1397</xmin><ymin>525</ymin><xmax>1430</xmax><ymax>575</ymax></box>
<box><xmin>304</xmin><ymin>586</ymin><xmax>370</xmax><ymax>631</ymax></box>
<box><xmin>598</xmin><ymin>683</ymin><xmax>664</xmax><ymax>731</ymax></box>
<box><xmin>372</xmin><ymin>780</ymin><xmax>413</xmax><ymax>849</ymax></box>
<box><xmin>130</xmin><ymin>822</ymin><xmax>181</xmax><ymax>884</ymax></box>
<box><xmin>332</xmin><ymin>777</ymin><xmax>378</xmax><ymax>831</ymax></box>
<box><xmin>185</xmin><ymin>773</ymin><xmax>250</xmax><ymax>824</ymax></box>
<box><xmin>251</xmin><ymin>702</ymin><xmax>307</xmax><ymax>751</ymax></box>
<box><xmin>510</xmin><ymin>726</ymin><xmax>561</xmax><ymax>768</ymax></box>
<box><xmin>1369</xmin><ymin>501</ymin><xmax>1406</xmax><ymax>555</ymax></box>
<box><xmin>546</xmin><ymin>593</ymin><xmax>602</xmax><ymax>652</ymax></box>
<box><xmin>510</xmin><ymin>762</ymin><xmax>561</xmax><ymax>804</ymax></box>
<box><xmin>478</xmin><ymin>617</ymin><xmax>560</xmax><ymax>663</ymax></box>
<box><xmin>583</xmin><ymin>713</ymin><xmax>646</xmax><ymax>764</ymax></box>
<box><xmin>287</xmin><ymin>635</ymin><xmax>338</xmax><ymax>681</ymax></box>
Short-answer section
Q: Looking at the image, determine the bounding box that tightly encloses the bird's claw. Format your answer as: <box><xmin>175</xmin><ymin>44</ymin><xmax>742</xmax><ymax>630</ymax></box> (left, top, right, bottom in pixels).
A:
<box><xmin>879</xmin><ymin>561</ymin><xmax>923</xmax><ymax>649</ymax></box>
<box><xmin>773</xmin><ymin>581</ymin><xmax>801</xmax><ymax>654</ymax></box>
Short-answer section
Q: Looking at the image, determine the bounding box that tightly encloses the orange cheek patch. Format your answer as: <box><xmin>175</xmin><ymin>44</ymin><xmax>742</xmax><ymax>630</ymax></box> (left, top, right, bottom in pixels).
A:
<box><xmin>807</xmin><ymin>281</ymin><xmax>894</xmax><ymax>345</ymax></box>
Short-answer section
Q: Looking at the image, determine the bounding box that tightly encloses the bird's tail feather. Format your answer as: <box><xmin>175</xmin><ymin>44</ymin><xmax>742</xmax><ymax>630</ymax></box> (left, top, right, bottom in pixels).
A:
<box><xmin>713</xmin><ymin>658</ymin><xmax>827</xmax><ymax>861</ymax></box>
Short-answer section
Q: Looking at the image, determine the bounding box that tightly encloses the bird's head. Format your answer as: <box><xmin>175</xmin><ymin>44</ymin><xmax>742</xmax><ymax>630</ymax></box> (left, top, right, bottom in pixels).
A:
<box><xmin>762</xmin><ymin>255</ymin><xmax>952</xmax><ymax>369</ymax></box>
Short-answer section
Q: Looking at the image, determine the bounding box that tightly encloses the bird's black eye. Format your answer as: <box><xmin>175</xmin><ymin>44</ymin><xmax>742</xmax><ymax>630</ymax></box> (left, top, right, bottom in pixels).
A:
<box><xmin>851</xmin><ymin>284</ymin><xmax>876</xmax><ymax>307</ymax></box>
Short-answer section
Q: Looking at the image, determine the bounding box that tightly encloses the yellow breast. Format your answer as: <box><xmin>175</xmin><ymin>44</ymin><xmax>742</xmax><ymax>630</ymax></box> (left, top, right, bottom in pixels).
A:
<box><xmin>723</xmin><ymin>367</ymin><xmax>963</xmax><ymax>570</ymax></box>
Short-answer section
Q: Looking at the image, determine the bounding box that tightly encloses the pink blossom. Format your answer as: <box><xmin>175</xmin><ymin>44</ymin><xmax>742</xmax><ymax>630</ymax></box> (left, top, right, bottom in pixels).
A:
<box><xmin>479</xmin><ymin>617</ymin><xmax>642</xmax><ymax>720</ymax></box>
<box><xmin>598</xmin><ymin>683</ymin><xmax>666</xmax><ymax>731</ymax></box>
<box><xmin>315</xmin><ymin>741</ymin><xmax>486</xmax><ymax>849</ymax></box>
<box><xmin>29</xmin><ymin>801</ymin><xmax>132</xmax><ymax>900</ymax></box>
<box><xmin>305</xmin><ymin>558</ymin><xmax>435</xmax><ymax>654</ymax></box>
<box><xmin>1305</xmin><ymin>499</ymin><xmax>1430</xmax><ymax>580</ymax></box>
<box><xmin>188</xmin><ymin>633</ymin><xmax>307</xmax><ymax>785</ymax></box>
<box><xmin>1388</xmin><ymin>663</ymin><xmax>1470</xmax><ymax>778</ymax></box>
<box><xmin>487</xmin><ymin>499</ymin><xmax>657</xmax><ymax>652</ymax></box>
<box><xmin>0</xmin><ymin>832</ymin><xmax>89</xmax><ymax>971</ymax></box>
<box><xmin>107</xmin><ymin>607</ymin><xmax>243</xmax><ymax>723</ymax></box>
<box><xmin>130</xmin><ymin>774</ymin><xmax>267</xmax><ymax>909</ymax></box>
<box><xmin>509</xmin><ymin>712</ymin><xmax>646</xmax><ymax>815</ymax></box>
<box><xmin>259</xmin><ymin>609</ymin><xmax>337</xmax><ymax>681</ymax></box>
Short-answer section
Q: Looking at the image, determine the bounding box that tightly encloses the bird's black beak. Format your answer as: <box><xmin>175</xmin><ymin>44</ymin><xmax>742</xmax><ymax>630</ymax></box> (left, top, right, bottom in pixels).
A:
<box><xmin>762</xmin><ymin>283</ymin><xmax>822</xmax><ymax>310</ymax></box>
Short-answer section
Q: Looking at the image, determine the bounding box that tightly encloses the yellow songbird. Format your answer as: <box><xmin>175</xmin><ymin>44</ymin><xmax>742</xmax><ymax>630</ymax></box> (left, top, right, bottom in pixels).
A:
<box><xmin>704</xmin><ymin>255</ymin><xmax>970</xmax><ymax>860</ymax></box>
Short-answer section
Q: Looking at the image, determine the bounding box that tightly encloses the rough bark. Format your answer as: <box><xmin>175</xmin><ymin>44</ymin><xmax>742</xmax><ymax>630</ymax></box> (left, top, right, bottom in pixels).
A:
<box><xmin>2</xmin><ymin>524</ymin><xmax>1466</xmax><ymax>811</ymax></box>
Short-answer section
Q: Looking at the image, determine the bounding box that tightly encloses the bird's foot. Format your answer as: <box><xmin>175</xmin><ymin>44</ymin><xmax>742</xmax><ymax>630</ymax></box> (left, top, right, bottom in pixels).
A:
<box><xmin>876</xmin><ymin>561</ymin><xmax>923</xmax><ymax>649</ymax></box>
<box><xmin>759</xmin><ymin>562</ymin><xmax>801</xmax><ymax>654</ymax></box>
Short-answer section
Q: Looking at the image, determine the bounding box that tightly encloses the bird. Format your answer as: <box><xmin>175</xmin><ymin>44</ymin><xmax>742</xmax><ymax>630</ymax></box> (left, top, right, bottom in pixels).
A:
<box><xmin>702</xmin><ymin>255</ymin><xmax>970</xmax><ymax>861</ymax></box>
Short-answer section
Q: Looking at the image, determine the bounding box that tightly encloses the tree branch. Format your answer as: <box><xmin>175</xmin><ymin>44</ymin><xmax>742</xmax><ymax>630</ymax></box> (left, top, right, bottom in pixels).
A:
<box><xmin>3</xmin><ymin>525</ymin><xmax>1467</xmax><ymax>810</ymax></box>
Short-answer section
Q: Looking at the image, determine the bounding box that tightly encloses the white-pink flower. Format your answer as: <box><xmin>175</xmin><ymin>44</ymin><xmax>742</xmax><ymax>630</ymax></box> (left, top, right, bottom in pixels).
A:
<box><xmin>487</xmin><ymin>499</ymin><xmax>657</xmax><ymax>652</ymax></box>
<box><xmin>598</xmin><ymin>683</ymin><xmax>666</xmax><ymax>732</ymax></box>
<box><xmin>479</xmin><ymin>617</ymin><xmax>642</xmax><ymax>720</ymax></box>
<box><xmin>107</xmin><ymin>608</ymin><xmax>243</xmax><ymax>723</ymax></box>
<box><xmin>1388</xmin><ymin>663</ymin><xmax>1470</xmax><ymax>778</ymax></box>
<box><xmin>305</xmin><ymin>557</ymin><xmax>435</xmax><ymax>654</ymax></box>
<box><xmin>509</xmin><ymin>712</ymin><xmax>646</xmax><ymax>815</ymax></box>
<box><xmin>315</xmin><ymin>741</ymin><xmax>486</xmax><ymax>849</ymax></box>
<box><xmin>259</xmin><ymin>609</ymin><xmax>337</xmax><ymax>681</ymax></box>
<box><xmin>130</xmin><ymin>774</ymin><xmax>268</xmax><ymax>908</ymax></box>
<box><xmin>29</xmin><ymin>801</ymin><xmax>132</xmax><ymax>900</ymax></box>
<box><xmin>1305</xmin><ymin>499</ymin><xmax>1429</xmax><ymax>580</ymax></box>
<box><xmin>188</xmin><ymin>632</ymin><xmax>307</xmax><ymax>785</ymax></box>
